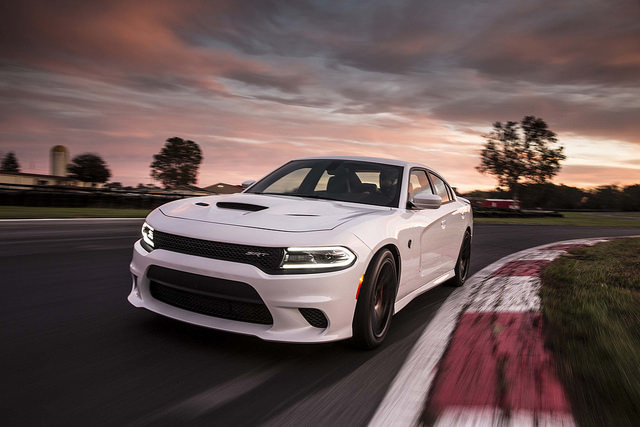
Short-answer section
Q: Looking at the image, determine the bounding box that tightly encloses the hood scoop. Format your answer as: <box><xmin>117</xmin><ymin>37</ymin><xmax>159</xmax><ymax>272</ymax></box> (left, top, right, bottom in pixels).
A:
<box><xmin>216</xmin><ymin>202</ymin><xmax>268</xmax><ymax>212</ymax></box>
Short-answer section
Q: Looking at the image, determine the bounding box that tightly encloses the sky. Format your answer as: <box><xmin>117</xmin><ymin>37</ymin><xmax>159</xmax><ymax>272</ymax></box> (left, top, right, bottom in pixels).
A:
<box><xmin>1</xmin><ymin>0</ymin><xmax>639</xmax><ymax>192</ymax></box>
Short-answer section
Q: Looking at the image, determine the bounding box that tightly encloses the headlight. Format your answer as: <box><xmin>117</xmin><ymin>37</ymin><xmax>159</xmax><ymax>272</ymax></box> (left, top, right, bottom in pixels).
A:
<box><xmin>281</xmin><ymin>246</ymin><xmax>356</xmax><ymax>270</ymax></box>
<box><xmin>141</xmin><ymin>222</ymin><xmax>154</xmax><ymax>251</ymax></box>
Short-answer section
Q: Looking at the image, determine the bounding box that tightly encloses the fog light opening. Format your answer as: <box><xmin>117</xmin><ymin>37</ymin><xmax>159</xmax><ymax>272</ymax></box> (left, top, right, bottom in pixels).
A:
<box><xmin>299</xmin><ymin>308</ymin><xmax>328</xmax><ymax>329</ymax></box>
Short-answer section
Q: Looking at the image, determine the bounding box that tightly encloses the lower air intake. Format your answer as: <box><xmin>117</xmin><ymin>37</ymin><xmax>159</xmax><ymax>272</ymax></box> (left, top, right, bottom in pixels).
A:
<box><xmin>147</xmin><ymin>265</ymin><xmax>273</xmax><ymax>325</ymax></box>
<box><xmin>150</xmin><ymin>282</ymin><xmax>273</xmax><ymax>325</ymax></box>
<box><xmin>299</xmin><ymin>308</ymin><xmax>328</xmax><ymax>329</ymax></box>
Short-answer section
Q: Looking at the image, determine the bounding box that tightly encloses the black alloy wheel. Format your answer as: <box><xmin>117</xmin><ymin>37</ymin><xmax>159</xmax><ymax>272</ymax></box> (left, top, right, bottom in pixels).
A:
<box><xmin>450</xmin><ymin>230</ymin><xmax>471</xmax><ymax>287</ymax></box>
<box><xmin>352</xmin><ymin>249</ymin><xmax>398</xmax><ymax>349</ymax></box>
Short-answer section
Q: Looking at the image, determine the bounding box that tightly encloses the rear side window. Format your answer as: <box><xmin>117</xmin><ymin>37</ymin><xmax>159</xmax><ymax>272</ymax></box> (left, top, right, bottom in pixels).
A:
<box><xmin>428</xmin><ymin>172</ymin><xmax>452</xmax><ymax>203</ymax></box>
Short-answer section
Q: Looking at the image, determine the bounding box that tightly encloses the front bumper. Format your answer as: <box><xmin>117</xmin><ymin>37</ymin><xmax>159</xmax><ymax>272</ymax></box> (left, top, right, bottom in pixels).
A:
<box><xmin>128</xmin><ymin>239</ymin><xmax>369</xmax><ymax>343</ymax></box>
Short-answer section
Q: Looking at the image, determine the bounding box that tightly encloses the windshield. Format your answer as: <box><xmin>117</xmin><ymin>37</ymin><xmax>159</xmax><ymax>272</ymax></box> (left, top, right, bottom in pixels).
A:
<box><xmin>246</xmin><ymin>159</ymin><xmax>403</xmax><ymax>208</ymax></box>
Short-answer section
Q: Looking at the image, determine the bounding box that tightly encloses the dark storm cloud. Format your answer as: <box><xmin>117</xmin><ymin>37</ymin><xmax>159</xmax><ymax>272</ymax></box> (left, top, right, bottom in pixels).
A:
<box><xmin>177</xmin><ymin>0</ymin><xmax>338</xmax><ymax>56</ymax></box>
<box><xmin>5</xmin><ymin>0</ymin><xmax>639</xmax><ymax>91</ymax></box>
<box><xmin>431</xmin><ymin>93</ymin><xmax>640</xmax><ymax>143</ymax></box>
<box><xmin>176</xmin><ymin>0</ymin><xmax>451</xmax><ymax>75</ymax></box>
<box><xmin>457</xmin><ymin>1</ymin><xmax>640</xmax><ymax>85</ymax></box>
<box><xmin>175</xmin><ymin>0</ymin><xmax>640</xmax><ymax>84</ymax></box>
<box><xmin>0</xmin><ymin>0</ymin><xmax>306</xmax><ymax>94</ymax></box>
<box><xmin>176</xmin><ymin>0</ymin><xmax>640</xmax><ymax>146</ymax></box>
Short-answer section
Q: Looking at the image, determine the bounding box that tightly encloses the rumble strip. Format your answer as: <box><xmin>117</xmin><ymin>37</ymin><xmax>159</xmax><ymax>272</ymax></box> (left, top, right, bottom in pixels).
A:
<box><xmin>370</xmin><ymin>238</ymin><xmax>619</xmax><ymax>427</ymax></box>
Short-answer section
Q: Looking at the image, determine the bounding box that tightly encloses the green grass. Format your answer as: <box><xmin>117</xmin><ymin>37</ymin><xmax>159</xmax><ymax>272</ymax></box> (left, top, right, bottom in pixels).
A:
<box><xmin>0</xmin><ymin>205</ymin><xmax>151</xmax><ymax>219</ymax></box>
<box><xmin>601</xmin><ymin>212</ymin><xmax>640</xmax><ymax>218</ymax></box>
<box><xmin>541</xmin><ymin>238</ymin><xmax>640</xmax><ymax>426</ymax></box>
<box><xmin>475</xmin><ymin>211</ymin><xmax>640</xmax><ymax>227</ymax></box>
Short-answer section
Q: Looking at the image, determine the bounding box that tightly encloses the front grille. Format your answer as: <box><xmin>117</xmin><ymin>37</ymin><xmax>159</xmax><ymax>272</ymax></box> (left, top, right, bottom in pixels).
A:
<box><xmin>153</xmin><ymin>230</ymin><xmax>285</xmax><ymax>272</ymax></box>
<box><xmin>148</xmin><ymin>265</ymin><xmax>273</xmax><ymax>325</ymax></box>
<box><xmin>299</xmin><ymin>308</ymin><xmax>328</xmax><ymax>329</ymax></box>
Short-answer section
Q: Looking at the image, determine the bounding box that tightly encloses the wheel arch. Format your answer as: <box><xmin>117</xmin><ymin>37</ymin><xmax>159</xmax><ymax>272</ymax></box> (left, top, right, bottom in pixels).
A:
<box><xmin>372</xmin><ymin>243</ymin><xmax>401</xmax><ymax>285</ymax></box>
<box><xmin>352</xmin><ymin>243</ymin><xmax>401</xmax><ymax>349</ymax></box>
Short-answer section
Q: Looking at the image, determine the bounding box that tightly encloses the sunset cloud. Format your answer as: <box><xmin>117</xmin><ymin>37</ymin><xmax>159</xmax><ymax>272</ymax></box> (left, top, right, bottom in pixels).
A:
<box><xmin>1</xmin><ymin>0</ymin><xmax>638</xmax><ymax>191</ymax></box>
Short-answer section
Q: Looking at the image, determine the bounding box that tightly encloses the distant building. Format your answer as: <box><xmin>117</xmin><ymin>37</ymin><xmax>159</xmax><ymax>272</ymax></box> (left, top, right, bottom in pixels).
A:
<box><xmin>50</xmin><ymin>145</ymin><xmax>69</xmax><ymax>177</ymax></box>
<box><xmin>0</xmin><ymin>145</ymin><xmax>104</xmax><ymax>188</ymax></box>
<box><xmin>0</xmin><ymin>171</ymin><xmax>98</xmax><ymax>188</ymax></box>
<box><xmin>203</xmin><ymin>183</ymin><xmax>243</xmax><ymax>194</ymax></box>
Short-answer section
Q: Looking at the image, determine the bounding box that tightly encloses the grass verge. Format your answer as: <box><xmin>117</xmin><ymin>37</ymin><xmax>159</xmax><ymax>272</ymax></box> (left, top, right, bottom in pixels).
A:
<box><xmin>0</xmin><ymin>205</ymin><xmax>150</xmax><ymax>219</ymax></box>
<box><xmin>475</xmin><ymin>211</ymin><xmax>640</xmax><ymax>227</ymax></box>
<box><xmin>541</xmin><ymin>238</ymin><xmax>640</xmax><ymax>426</ymax></box>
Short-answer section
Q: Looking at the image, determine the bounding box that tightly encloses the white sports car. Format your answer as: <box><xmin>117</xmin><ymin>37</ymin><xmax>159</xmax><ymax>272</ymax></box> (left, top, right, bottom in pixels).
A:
<box><xmin>129</xmin><ymin>156</ymin><xmax>472</xmax><ymax>348</ymax></box>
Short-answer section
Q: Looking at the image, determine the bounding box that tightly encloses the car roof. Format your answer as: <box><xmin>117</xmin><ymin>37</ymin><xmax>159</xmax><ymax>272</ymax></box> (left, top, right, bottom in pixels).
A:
<box><xmin>292</xmin><ymin>155</ymin><xmax>433</xmax><ymax>171</ymax></box>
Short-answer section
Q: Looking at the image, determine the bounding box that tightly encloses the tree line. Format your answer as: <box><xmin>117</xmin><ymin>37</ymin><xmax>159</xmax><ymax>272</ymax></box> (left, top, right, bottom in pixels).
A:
<box><xmin>2</xmin><ymin>117</ymin><xmax>637</xmax><ymax>211</ymax></box>
<box><xmin>1</xmin><ymin>137</ymin><xmax>202</xmax><ymax>188</ymax></box>
<box><xmin>464</xmin><ymin>183</ymin><xmax>640</xmax><ymax>211</ymax></box>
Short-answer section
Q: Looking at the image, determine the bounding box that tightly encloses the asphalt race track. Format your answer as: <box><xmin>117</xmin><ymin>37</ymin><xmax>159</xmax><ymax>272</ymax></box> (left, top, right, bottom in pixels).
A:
<box><xmin>2</xmin><ymin>220</ymin><xmax>638</xmax><ymax>426</ymax></box>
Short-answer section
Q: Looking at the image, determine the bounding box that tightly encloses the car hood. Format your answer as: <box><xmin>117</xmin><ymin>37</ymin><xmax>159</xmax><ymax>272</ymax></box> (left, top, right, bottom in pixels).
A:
<box><xmin>159</xmin><ymin>193</ymin><xmax>382</xmax><ymax>232</ymax></box>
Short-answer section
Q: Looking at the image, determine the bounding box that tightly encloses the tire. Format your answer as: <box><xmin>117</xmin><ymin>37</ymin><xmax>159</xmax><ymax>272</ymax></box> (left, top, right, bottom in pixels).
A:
<box><xmin>449</xmin><ymin>230</ymin><xmax>471</xmax><ymax>287</ymax></box>
<box><xmin>352</xmin><ymin>249</ymin><xmax>398</xmax><ymax>349</ymax></box>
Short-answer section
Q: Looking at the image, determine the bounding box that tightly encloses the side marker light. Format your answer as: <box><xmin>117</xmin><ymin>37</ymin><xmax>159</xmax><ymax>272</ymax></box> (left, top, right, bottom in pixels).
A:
<box><xmin>355</xmin><ymin>274</ymin><xmax>365</xmax><ymax>299</ymax></box>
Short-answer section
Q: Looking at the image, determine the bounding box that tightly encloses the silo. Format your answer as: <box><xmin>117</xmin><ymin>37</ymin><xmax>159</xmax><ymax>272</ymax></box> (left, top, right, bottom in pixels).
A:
<box><xmin>51</xmin><ymin>145</ymin><xmax>70</xmax><ymax>176</ymax></box>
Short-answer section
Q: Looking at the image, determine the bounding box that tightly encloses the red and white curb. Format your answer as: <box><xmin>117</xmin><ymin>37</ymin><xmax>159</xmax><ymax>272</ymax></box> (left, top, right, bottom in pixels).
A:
<box><xmin>370</xmin><ymin>237</ymin><xmax>621</xmax><ymax>427</ymax></box>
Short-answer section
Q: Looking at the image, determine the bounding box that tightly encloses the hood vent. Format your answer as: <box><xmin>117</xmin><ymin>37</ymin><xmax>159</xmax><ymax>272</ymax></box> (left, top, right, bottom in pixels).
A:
<box><xmin>216</xmin><ymin>202</ymin><xmax>268</xmax><ymax>212</ymax></box>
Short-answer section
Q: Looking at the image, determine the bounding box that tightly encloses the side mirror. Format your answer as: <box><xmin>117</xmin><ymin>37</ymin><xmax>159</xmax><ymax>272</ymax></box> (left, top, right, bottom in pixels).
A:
<box><xmin>241</xmin><ymin>180</ymin><xmax>256</xmax><ymax>190</ymax></box>
<box><xmin>412</xmin><ymin>192</ymin><xmax>442</xmax><ymax>209</ymax></box>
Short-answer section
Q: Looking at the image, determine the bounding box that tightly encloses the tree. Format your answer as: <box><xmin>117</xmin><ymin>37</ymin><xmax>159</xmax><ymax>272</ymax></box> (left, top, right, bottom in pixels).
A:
<box><xmin>622</xmin><ymin>185</ymin><xmax>640</xmax><ymax>211</ymax></box>
<box><xmin>1</xmin><ymin>151</ymin><xmax>21</xmax><ymax>172</ymax></box>
<box><xmin>67</xmin><ymin>153</ymin><xmax>111</xmax><ymax>183</ymax></box>
<box><xmin>476</xmin><ymin>116</ymin><xmax>565</xmax><ymax>198</ymax></box>
<box><xmin>150</xmin><ymin>137</ymin><xmax>203</xmax><ymax>188</ymax></box>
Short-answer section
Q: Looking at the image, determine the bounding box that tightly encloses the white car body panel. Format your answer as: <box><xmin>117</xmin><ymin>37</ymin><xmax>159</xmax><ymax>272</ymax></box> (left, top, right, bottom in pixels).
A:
<box><xmin>128</xmin><ymin>156</ymin><xmax>473</xmax><ymax>343</ymax></box>
<box><xmin>159</xmin><ymin>193</ymin><xmax>380</xmax><ymax>232</ymax></box>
